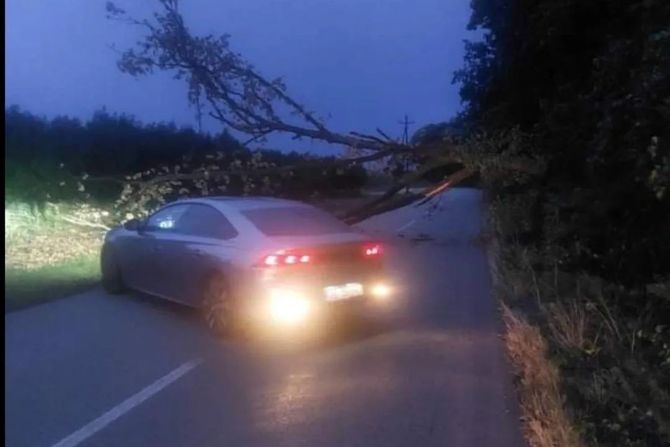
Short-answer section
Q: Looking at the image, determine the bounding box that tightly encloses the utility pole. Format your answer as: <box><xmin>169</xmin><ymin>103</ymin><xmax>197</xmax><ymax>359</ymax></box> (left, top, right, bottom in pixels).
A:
<box><xmin>399</xmin><ymin>114</ymin><xmax>415</xmax><ymax>145</ymax></box>
<box><xmin>398</xmin><ymin>115</ymin><xmax>415</xmax><ymax>192</ymax></box>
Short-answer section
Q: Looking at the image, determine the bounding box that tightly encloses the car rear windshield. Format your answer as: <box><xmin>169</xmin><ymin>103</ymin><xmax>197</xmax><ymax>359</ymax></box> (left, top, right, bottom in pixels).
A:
<box><xmin>242</xmin><ymin>206</ymin><xmax>353</xmax><ymax>236</ymax></box>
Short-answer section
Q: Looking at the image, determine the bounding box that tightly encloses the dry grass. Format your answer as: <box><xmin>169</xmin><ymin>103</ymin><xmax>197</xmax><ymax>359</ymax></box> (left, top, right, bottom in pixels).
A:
<box><xmin>5</xmin><ymin>203</ymin><xmax>105</xmax><ymax>270</ymax></box>
<box><xmin>5</xmin><ymin>202</ymin><xmax>104</xmax><ymax>310</ymax></box>
<box><xmin>502</xmin><ymin>303</ymin><xmax>585</xmax><ymax>447</ymax></box>
<box><xmin>5</xmin><ymin>227</ymin><xmax>101</xmax><ymax>270</ymax></box>
<box><xmin>5</xmin><ymin>253</ymin><xmax>100</xmax><ymax>312</ymax></box>
<box><xmin>489</xmin><ymin>196</ymin><xmax>585</xmax><ymax>446</ymax></box>
<box><xmin>489</xmin><ymin>190</ymin><xmax>670</xmax><ymax>446</ymax></box>
<box><xmin>545</xmin><ymin>300</ymin><xmax>590</xmax><ymax>353</ymax></box>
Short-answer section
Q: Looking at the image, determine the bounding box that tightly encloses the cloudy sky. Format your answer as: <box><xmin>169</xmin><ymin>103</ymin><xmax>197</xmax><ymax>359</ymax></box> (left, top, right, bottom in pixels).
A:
<box><xmin>5</xmin><ymin>0</ymin><xmax>475</xmax><ymax>154</ymax></box>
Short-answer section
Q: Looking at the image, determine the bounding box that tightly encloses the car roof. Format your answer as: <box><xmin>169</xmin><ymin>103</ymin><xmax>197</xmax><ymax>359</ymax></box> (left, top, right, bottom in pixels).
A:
<box><xmin>173</xmin><ymin>196</ymin><xmax>311</xmax><ymax>212</ymax></box>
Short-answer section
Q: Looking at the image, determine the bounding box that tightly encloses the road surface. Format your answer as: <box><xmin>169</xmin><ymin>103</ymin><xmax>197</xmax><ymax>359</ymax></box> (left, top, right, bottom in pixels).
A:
<box><xmin>5</xmin><ymin>188</ymin><xmax>525</xmax><ymax>447</ymax></box>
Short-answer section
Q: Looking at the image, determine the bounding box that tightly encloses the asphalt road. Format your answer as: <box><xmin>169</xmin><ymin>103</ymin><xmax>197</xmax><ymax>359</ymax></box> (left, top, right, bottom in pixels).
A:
<box><xmin>5</xmin><ymin>188</ymin><xmax>525</xmax><ymax>447</ymax></box>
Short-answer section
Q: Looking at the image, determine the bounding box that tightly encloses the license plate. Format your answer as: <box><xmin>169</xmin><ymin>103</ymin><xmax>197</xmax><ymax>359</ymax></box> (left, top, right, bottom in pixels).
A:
<box><xmin>324</xmin><ymin>283</ymin><xmax>364</xmax><ymax>301</ymax></box>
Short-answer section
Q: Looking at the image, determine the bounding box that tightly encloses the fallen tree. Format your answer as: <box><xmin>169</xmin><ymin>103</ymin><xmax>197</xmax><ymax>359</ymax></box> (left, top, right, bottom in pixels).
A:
<box><xmin>94</xmin><ymin>0</ymin><xmax>541</xmax><ymax>223</ymax></box>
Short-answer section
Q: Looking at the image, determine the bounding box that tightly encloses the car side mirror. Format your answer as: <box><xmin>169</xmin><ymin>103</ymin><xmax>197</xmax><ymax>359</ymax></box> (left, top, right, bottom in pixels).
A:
<box><xmin>123</xmin><ymin>218</ymin><xmax>142</xmax><ymax>232</ymax></box>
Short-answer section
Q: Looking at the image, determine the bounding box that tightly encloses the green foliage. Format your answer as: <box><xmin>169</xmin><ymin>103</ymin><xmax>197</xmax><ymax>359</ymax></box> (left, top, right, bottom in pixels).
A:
<box><xmin>550</xmin><ymin>288</ymin><xmax>670</xmax><ymax>447</ymax></box>
<box><xmin>5</xmin><ymin>253</ymin><xmax>100</xmax><ymax>311</ymax></box>
<box><xmin>5</xmin><ymin>106</ymin><xmax>230</xmax><ymax>204</ymax></box>
<box><xmin>5</xmin><ymin>107</ymin><xmax>367</xmax><ymax>215</ymax></box>
<box><xmin>462</xmin><ymin>1</ymin><xmax>670</xmax><ymax>445</ymax></box>
<box><xmin>492</xmin><ymin>192</ymin><xmax>670</xmax><ymax>446</ymax></box>
<box><xmin>5</xmin><ymin>202</ymin><xmax>108</xmax><ymax>270</ymax></box>
<box><xmin>456</xmin><ymin>0</ymin><xmax>670</xmax><ymax>286</ymax></box>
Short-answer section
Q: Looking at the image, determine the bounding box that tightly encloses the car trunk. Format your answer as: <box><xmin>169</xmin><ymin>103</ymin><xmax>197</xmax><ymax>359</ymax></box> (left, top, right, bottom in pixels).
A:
<box><xmin>258</xmin><ymin>233</ymin><xmax>384</xmax><ymax>294</ymax></box>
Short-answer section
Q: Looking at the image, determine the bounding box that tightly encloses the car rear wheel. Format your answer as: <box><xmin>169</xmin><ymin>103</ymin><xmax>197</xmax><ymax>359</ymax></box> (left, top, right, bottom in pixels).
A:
<box><xmin>100</xmin><ymin>246</ymin><xmax>126</xmax><ymax>294</ymax></box>
<box><xmin>202</xmin><ymin>274</ymin><xmax>239</xmax><ymax>336</ymax></box>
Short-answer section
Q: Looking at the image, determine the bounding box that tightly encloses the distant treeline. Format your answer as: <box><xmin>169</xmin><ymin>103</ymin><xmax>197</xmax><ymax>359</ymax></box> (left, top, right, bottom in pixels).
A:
<box><xmin>5</xmin><ymin>106</ymin><xmax>367</xmax><ymax>204</ymax></box>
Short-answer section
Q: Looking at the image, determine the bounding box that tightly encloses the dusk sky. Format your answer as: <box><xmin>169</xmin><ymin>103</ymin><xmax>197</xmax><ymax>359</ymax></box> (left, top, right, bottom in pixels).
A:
<box><xmin>5</xmin><ymin>0</ymin><xmax>476</xmax><ymax>154</ymax></box>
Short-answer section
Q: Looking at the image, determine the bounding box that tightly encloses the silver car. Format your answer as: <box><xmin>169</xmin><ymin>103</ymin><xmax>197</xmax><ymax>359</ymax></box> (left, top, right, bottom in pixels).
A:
<box><xmin>101</xmin><ymin>197</ymin><xmax>392</xmax><ymax>334</ymax></box>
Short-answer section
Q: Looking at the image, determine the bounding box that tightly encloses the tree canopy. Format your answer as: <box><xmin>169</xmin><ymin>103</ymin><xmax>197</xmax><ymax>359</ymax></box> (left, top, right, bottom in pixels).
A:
<box><xmin>4</xmin><ymin>107</ymin><xmax>367</xmax><ymax>207</ymax></box>
<box><xmin>455</xmin><ymin>0</ymin><xmax>670</xmax><ymax>286</ymax></box>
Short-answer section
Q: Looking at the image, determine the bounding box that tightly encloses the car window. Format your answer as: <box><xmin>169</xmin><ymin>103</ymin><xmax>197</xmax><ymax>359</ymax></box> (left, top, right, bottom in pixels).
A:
<box><xmin>241</xmin><ymin>206</ymin><xmax>352</xmax><ymax>236</ymax></box>
<box><xmin>144</xmin><ymin>204</ymin><xmax>190</xmax><ymax>232</ymax></box>
<box><xmin>177</xmin><ymin>204</ymin><xmax>238</xmax><ymax>240</ymax></box>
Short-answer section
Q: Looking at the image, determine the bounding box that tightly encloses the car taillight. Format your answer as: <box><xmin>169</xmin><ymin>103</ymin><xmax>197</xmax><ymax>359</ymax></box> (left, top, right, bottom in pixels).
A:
<box><xmin>363</xmin><ymin>243</ymin><xmax>383</xmax><ymax>257</ymax></box>
<box><xmin>260</xmin><ymin>250</ymin><xmax>312</xmax><ymax>267</ymax></box>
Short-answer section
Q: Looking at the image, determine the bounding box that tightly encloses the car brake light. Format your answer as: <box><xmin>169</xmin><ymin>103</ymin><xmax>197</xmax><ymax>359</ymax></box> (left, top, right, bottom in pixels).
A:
<box><xmin>264</xmin><ymin>255</ymin><xmax>280</xmax><ymax>266</ymax></box>
<box><xmin>363</xmin><ymin>243</ymin><xmax>383</xmax><ymax>257</ymax></box>
<box><xmin>260</xmin><ymin>250</ymin><xmax>312</xmax><ymax>267</ymax></box>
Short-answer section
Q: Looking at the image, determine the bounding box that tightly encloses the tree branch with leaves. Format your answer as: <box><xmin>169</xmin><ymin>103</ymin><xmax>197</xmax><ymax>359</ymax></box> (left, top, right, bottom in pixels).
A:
<box><xmin>97</xmin><ymin>0</ymin><xmax>542</xmax><ymax>224</ymax></box>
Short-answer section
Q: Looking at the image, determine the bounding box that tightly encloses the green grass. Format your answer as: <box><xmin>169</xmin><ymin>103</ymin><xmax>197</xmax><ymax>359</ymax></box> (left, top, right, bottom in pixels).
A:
<box><xmin>5</xmin><ymin>253</ymin><xmax>100</xmax><ymax>312</ymax></box>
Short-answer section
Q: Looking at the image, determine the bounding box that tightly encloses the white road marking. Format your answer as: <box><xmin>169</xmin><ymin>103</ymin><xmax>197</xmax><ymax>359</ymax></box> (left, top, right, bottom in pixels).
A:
<box><xmin>50</xmin><ymin>358</ymin><xmax>203</xmax><ymax>447</ymax></box>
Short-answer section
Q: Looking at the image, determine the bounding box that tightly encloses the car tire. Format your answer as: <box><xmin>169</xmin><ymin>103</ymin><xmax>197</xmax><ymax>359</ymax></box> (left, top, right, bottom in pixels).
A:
<box><xmin>202</xmin><ymin>274</ymin><xmax>240</xmax><ymax>337</ymax></box>
<box><xmin>100</xmin><ymin>245</ymin><xmax>126</xmax><ymax>294</ymax></box>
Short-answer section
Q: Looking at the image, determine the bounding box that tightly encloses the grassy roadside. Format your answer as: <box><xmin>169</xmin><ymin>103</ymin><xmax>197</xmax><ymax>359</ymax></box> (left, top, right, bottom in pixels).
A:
<box><xmin>487</xmin><ymin>211</ymin><xmax>584</xmax><ymax>447</ymax></box>
<box><xmin>500</xmin><ymin>303</ymin><xmax>584</xmax><ymax>447</ymax></box>
<box><xmin>5</xmin><ymin>202</ymin><xmax>107</xmax><ymax>312</ymax></box>
<box><xmin>5</xmin><ymin>253</ymin><xmax>100</xmax><ymax>312</ymax></box>
<box><xmin>487</xmin><ymin>192</ymin><xmax>670</xmax><ymax>447</ymax></box>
